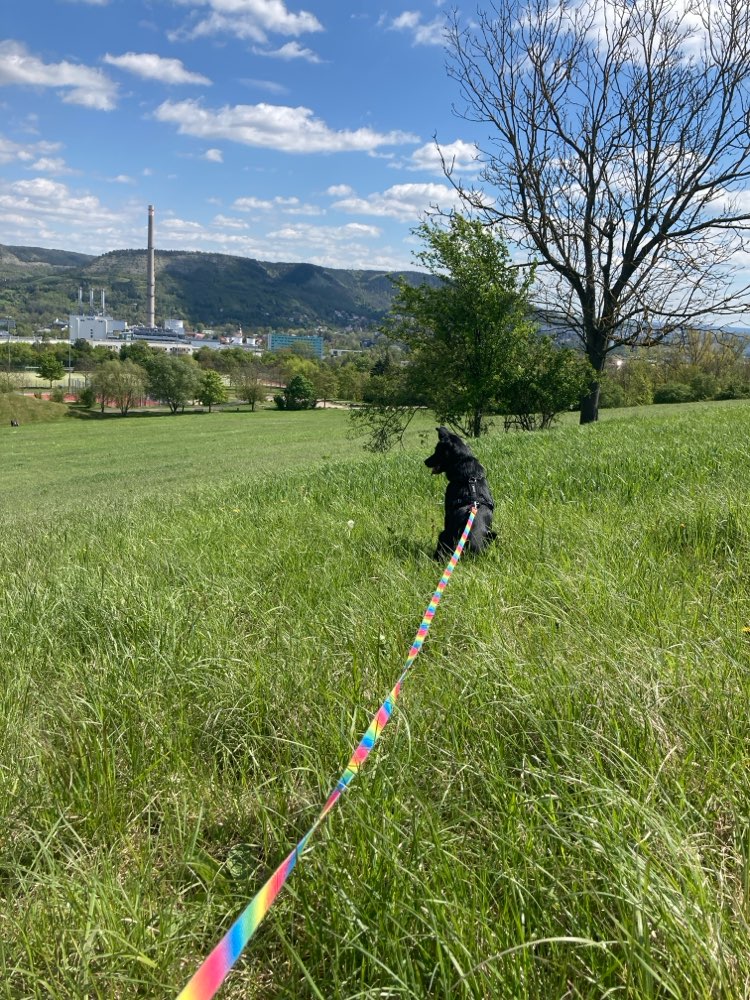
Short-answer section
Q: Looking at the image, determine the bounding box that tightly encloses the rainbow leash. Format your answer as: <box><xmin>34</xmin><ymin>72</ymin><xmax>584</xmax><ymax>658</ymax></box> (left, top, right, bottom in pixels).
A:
<box><xmin>177</xmin><ymin>506</ymin><xmax>477</xmax><ymax>1000</ymax></box>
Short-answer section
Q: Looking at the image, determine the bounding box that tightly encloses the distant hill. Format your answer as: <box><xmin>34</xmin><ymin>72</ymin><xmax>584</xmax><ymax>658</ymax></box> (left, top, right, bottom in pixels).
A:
<box><xmin>0</xmin><ymin>243</ymin><xmax>431</xmax><ymax>332</ymax></box>
<box><xmin>1</xmin><ymin>244</ymin><xmax>94</xmax><ymax>268</ymax></box>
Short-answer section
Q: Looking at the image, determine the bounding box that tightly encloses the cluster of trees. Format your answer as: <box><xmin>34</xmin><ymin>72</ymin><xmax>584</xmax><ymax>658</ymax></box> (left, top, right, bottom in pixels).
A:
<box><xmin>3</xmin><ymin>339</ymin><xmax>115</xmax><ymax>374</ymax></box>
<box><xmin>603</xmin><ymin>329</ymin><xmax>750</xmax><ymax>408</ymax></box>
<box><xmin>85</xmin><ymin>356</ymin><xmax>229</xmax><ymax>415</ymax></box>
<box><xmin>2</xmin><ymin>334</ymin><xmax>375</xmax><ymax>415</ymax></box>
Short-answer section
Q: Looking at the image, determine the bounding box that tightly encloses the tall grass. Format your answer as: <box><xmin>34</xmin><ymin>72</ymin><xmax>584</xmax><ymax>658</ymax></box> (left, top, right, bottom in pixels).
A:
<box><xmin>2</xmin><ymin>401</ymin><xmax>750</xmax><ymax>998</ymax></box>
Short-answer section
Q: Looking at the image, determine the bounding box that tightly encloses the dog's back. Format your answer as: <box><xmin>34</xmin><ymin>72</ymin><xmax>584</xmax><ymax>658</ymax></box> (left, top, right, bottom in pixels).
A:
<box><xmin>424</xmin><ymin>427</ymin><xmax>495</xmax><ymax>557</ymax></box>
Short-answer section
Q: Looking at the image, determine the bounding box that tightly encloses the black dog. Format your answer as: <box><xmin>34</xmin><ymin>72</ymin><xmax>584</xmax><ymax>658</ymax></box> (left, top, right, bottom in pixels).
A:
<box><xmin>424</xmin><ymin>426</ymin><xmax>496</xmax><ymax>558</ymax></box>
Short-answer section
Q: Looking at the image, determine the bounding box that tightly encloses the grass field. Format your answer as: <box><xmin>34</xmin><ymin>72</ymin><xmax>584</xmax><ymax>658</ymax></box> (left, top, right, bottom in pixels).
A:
<box><xmin>2</xmin><ymin>400</ymin><xmax>750</xmax><ymax>998</ymax></box>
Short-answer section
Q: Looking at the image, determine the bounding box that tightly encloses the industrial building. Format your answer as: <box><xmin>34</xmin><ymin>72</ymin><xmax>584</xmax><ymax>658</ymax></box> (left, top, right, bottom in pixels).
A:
<box><xmin>68</xmin><ymin>288</ymin><xmax>126</xmax><ymax>341</ymax></box>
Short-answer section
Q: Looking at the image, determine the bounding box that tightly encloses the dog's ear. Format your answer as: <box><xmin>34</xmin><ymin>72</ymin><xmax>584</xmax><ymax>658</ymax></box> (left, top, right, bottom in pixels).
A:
<box><xmin>437</xmin><ymin>426</ymin><xmax>450</xmax><ymax>440</ymax></box>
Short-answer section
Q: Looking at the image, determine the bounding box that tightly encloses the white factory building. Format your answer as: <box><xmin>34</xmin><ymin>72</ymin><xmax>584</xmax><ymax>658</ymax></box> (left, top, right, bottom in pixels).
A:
<box><xmin>68</xmin><ymin>313</ymin><xmax>127</xmax><ymax>341</ymax></box>
<box><xmin>68</xmin><ymin>288</ymin><xmax>126</xmax><ymax>341</ymax></box>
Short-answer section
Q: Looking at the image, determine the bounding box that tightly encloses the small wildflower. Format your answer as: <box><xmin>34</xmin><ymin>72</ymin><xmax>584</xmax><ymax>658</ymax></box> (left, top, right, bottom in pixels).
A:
<box><xmin>347</xmin><ymin>520</ymin><xmax>355</xmax><ymax>530</ymax></box>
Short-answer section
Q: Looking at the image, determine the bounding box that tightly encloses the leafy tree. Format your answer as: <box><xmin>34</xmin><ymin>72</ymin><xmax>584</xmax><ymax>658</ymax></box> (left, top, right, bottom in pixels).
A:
<box><xmin>197</xmin><ymin>369</ymin><xmax>229</xmax><ymax>412</ymax></box>
<box><xmin>146</xmin><ymin>355</ymin><xmax>201</xmax><ymax>414</ymax></box>
<box><xmin>279</xmin><ymin>355</ymin><xmax>319</xmax><ymax>385</ymax></box>
<box><xmin>499</xmin><ymin>334</ymin><xmax>593</xmax><ymax>430</ymax></box>
<box><xmin>601</xmin><ymin>355</ymin><xmax>655</xmax><ymax>409</ymax></box>
<box><xmin>119</xmin><ymin>340</ymin><xmax>155</xmax><ymax>366</ymax></box>
<box><xmin>274</xmin><ymin>374</ymin><xmax>317</xmax><ymax>410</ymax></box>
<box><xmin>194</xmin><ymin>346</ymin><xmax>248</xmax><ymax>372</ymax></box>
<box><xmin>37</xmin><ymin>352</ymin><xmax>65</xmax><ymax>387</ymax></box>
<box><xmin>91</xmin><ymin>360</ymin><xmax>147</xmax><ymax>415</ymax></box>
<box><xmin>351</xmin><ymin>363</ymin><xmax>427</xmax><ymax>452</ymax></box>
<box><xmin>336</xmin><ymin>363</ymin><xmax>366</xmax><ymax>402</ymax></box>
<box><xmin>311</xmin><ymin>367</ymin><xmax>338</xmax><ymax>407</ymax></box>
<box><xmin>387</xmin><ymin>214</ymin><xmax>535</xmax><ymax>439</ymax></box>
<box><xmin>232</xmin><ymin>363</ymin><xmax>266</xmax><ymax>411</ymax></box>
<box><xmin>7</xmin><ymin>342</ymin><xmax>38</xmax><ymax>369</ymax></box>
<box><xmin>446</xmin><ymin>0</ymin><xmax>750</xmax><ymax>422</ymax></box>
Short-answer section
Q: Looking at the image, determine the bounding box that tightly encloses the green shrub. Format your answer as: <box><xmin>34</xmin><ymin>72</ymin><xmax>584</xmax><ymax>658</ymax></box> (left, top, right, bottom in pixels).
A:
<box><xmin>715</xmin><ymin>381</ymin><xmax>750</xmax><ymax>400</ymax></box>
<box><xmin>689</xmin><ymin>371</ymin><xmax>719</xmax><ymax>400</ymax></box>
<box><xmin>653</xmin><ymin>382</ymin><xmax>696</xmax><ymax>404</ymax></box>
<box><xmin>50</xmin><ymin>386</ymin><xmax>66</xmax><ymax>404</ymax></box>
<box><xmin>274</xmin><ymin>374</ymin><xmax>317</xmax><ymax>410</ymax></box>
<box><xmin>77</xmin><ymin>386</ymin><xmax>96</xmax><ymax>408</ymax></box>
<box><xmin>599</xmin><ymin>381</ymin><xmax>627</xmax><ymax>409</ymax></box>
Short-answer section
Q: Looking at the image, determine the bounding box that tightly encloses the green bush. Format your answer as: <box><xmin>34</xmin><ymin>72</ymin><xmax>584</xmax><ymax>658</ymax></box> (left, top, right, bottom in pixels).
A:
<box><xmin>77</xmin><ymin>386</ymin><xmax>96</xmax><ymax>408</ymax></box>
<box><xmin>653</xmin><ymin>382</ymin><xmax>696</xmax><ymax>404</ymax></box>
<box><xmin>715</xmin><ymin>382</ymin><xmax>750</xmax><ymax>400</ymax></box>
<box><xmin>599</xmin><ymin>381</ymin><xmax>627</xmax><ymax>409</ymax></box>
<box><xmin>274</xmin><ymin>374</ymin><xmax>317</xmax><ymax>410</ymax></box>
<box><xmin>689</xmin><ymin>371</ymin><xmax>719</xmax><ymax>400</ymax></box>
<box><xmin>50</xmin><ymin>386</ymin><xmax>66</xmax><ymax>404</ymax></box>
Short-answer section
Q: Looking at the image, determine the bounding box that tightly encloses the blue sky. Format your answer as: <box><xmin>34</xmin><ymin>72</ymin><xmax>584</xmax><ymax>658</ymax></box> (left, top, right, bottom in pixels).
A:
<box><xmin>1</xmin><ymin>0</ymin><xmax>482</xmax><ymax>271</ymax></box>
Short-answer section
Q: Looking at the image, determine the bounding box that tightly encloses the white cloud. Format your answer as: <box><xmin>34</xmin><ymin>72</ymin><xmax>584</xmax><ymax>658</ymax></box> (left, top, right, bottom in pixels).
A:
<box><xmin>388</xmin><ymin>10</ymin><xmax>446</xmax><ymax>46</ymax></box>
<box><xmin>0</xmin><ymin>178</ymin><xmax>124</xmax><ymax>229</ymax></box>
<box><xmin>582</xmin><ymin>0</ymin><xmax>711</xmax><ymax>57</ymax></box>
<box><xmin>0</xmin><ymin>40</ymin><xmax>118</xmax><ymax>110</ymax></box>
<box><xmin>28</xmin><ymin>157</ymin><xmax>74</xmax><ymax>174</ymax></box>
<box><xmin>267</xmin><ymin>221</ymin><xmax>381</xmax><ymax>243</ymax></box>
<box><xmin>109</xmin><ymin>174</ymin><xmax>136</xmax><ymax>184</ymax></box>
<box><xmin>232</xmin><ymin>194</ymin><xmax>322</xmax><ymax>215</ymax></box>
<box><xmin>103</xmin><ymin>52</ymin><xmax>211</xmax><ymax>86</ymax></box>
<box><xmin>234</xmin><ymin>195</ymin><xmax>274</xmax><ymax>211</ymax></box>
<box><xmin>406</xmin><ymin>139</ymin><xmax>480</xmax><ymax>175</ymax></box>
<box><xmin>283</xmin><ymin>201</ymin><xmax>324</xmax><ymax>216</ymax></box>
<box><xmin>252</xmin><ymin>41</ymin><xmax>322</xmax><ymax>63</ymax></box>
<box><xmin>212</xmin><ymin>214</ymin><xmax>249</xmax><ymax>229</ymax></box>
<box><xmin>153</xmin><ymin>99</ymin><xmax>419</xmax><ymax>153</ymax></box>
<box><xmin>0</xmin><ymin>134</ymin><xmax>62</xmax><ymax>166</ymax></box>
<box><xmin>241</xmin><ymin>77</ymin><xmax>289</xmax><ymax>95</ymax></box>
<box><xmin>159</xmin><ymin>215</ymin><xmax>205</xmax><ymax>234</ymax></box>
<box><xmin>203</xmin><ymin>147</ymin><xmax>223</xmax><ymax>162</ymax></box>
<box><xmin>332</xmin><ymin>181</ymin><xmax>461</xmax><ymax>221</ymax></box>
<box><xmin>168</xmin><ymin>0</ymin><xmax>323</xmax><ymax>44</ymax></box>
<box><xmin>326</xmin><ymin>184</ymin><xmax>354</xmax><ymax>197</ymax></box>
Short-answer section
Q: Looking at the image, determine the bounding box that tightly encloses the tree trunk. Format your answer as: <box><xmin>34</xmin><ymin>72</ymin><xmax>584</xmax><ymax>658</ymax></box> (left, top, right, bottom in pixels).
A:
<box><xmin>579</xmin><ymin>330</ymin><xmax>607</xmax><ymax>425</ymax></box>
<box><xmin>470</xmin><ymin>407</ymin><xmax>483</xmax><ymax>438</ymax></box>
<box><xmin>579</xmin><ymin>381</ymin><xmax>601</xmax><ymax>424</ymax></box>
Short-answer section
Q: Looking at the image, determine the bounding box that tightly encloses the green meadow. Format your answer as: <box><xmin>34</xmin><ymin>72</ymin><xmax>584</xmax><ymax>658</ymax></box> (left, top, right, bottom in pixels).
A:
<box><xmin>2</xmin><ymin>400</ymin><xmax>750</xmax><ymax>998</ymax></box>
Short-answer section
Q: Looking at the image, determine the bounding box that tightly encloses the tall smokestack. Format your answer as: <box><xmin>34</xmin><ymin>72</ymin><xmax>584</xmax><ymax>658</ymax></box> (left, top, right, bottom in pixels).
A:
<box><xmin>147</xmin><ymin>204</ymin><xmax>155</xmax><ymax>328</ymax></box>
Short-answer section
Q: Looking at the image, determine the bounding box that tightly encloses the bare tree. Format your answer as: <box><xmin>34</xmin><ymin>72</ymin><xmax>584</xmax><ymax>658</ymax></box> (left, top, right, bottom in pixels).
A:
<box><xmin>445</xmin><ymin>0</ymin><xmax>750</xmax><ymax>422</ymax></box>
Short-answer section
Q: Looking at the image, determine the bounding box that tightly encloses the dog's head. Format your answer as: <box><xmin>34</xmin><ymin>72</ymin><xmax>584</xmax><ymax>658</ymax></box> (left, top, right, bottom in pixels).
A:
<box><xmin>424</xmin><ymin>426</ymin><xmax>475</xmax><ymax>477</ymax></box>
